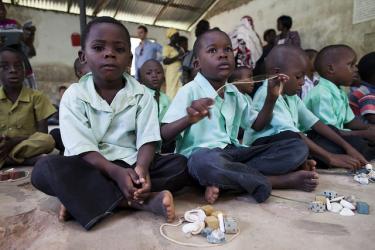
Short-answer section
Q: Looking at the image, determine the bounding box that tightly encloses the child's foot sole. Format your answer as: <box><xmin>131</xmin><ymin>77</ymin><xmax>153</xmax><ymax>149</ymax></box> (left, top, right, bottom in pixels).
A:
<box><xmin>205</xmin><ymin>186</ymin><xmax>219</xmax><ymax>204</ymax></box>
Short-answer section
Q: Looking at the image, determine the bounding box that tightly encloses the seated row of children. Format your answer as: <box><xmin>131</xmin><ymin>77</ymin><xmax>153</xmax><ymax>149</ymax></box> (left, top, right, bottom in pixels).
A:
<box><xmin>1</xmin><ymin>16</ymin><xmax>373</xmax><ymax>230</ymax></box>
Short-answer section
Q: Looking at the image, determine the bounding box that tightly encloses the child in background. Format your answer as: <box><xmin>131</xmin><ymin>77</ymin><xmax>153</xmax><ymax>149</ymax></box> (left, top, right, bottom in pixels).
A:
<box><xmin>304</xmin><ymin>45</ymin><xmax>375</xmax><ymax>161</ymax></box>
<box><xmin>140</xmin><ymin>59</ymin><xmax>170</xmax><ymax>121</ymax></box>
<box><xmin>139</xmin><ymin>59</ymin><xmax>175</xmax><ymax>153</ymax></box>
<box><xmin>0</xmin><ymin>47</ymin><xmax>55</xmax><ymax>168</ymax></box>
<box><xmin>349</xmin><ymin>52</ymin><xmax>375</xmax><ymax>124</ymax></box>
<box><xmin>301</xmin><ymin>49</ymin><xmax>319</xmax><ymax>100</ymax></box>
<box><xmin>31</xmin><ymin>17</ymin><xmax>189</xmax><ymax>230</ymax></box>
<box><xmin>161</xmin><ymin>29</ymin><xmax>317</xmax><ymax>205</ymax></box>
<box><xmin>228</xmin><ymin>66</ymin><xmax>254</xmax><ymax>100</ymax></box>
<box><xmin>244</xmin><ymin>45</ymin><xmax>366</xmax><ymax>170</ymax></box>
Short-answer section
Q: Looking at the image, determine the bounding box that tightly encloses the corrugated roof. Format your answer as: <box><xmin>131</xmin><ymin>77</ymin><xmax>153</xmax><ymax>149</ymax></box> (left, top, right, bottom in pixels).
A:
<box><xmin>2</xmin><ymin>0</ymin><xmax>219</xmax><ymax>30</ymax></box>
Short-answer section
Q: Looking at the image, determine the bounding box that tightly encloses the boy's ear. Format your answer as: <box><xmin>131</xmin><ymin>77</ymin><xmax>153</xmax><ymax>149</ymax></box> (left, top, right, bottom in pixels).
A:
<box><xmin>78</xmin><ymin>50</ymin><xmax>86</xmax><ymax>64</ymax></box>
<box><xmin>193</xmin><ymin>58</ymin><xmax>200</xmax><ymax>70</ymax></box>
<box><xmin>327</xmin><ymin>64</ymin><xmax>335</xmax><ymax>74</ymax></box>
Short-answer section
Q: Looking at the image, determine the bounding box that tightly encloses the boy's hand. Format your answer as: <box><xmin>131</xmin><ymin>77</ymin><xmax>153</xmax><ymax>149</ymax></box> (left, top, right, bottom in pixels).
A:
<box><xmin>133</xmin><ymin>165</ymin><xmax>151</xmax><ymax>202</ymax></box>
<box><xmin>187</xmin><ymin>98</ymin><xmax>215</xmax><ymax>124</ymax></box>
<box><xmin>110</xmin><ymin>166</ymin><xmax>139</xmax><ymax>201</ymax></box>
<box><xmin>267</xmin><ymin>74</ymin><xmax>289</xmax><ymax>101</ymax></box>
<box><xmin>0</xmin><ymin>136</ymin><xmax>17</xmax><ymax>159</ymax></box>
<box><xmin>327</xmin><ymin>153</ymin><xmax>361</xmax><ymax>170</ymax></box>
<box><xmin>346</xmin><ymin>147</ymin><xmax>368</xmax><ymax>166</ymax></box>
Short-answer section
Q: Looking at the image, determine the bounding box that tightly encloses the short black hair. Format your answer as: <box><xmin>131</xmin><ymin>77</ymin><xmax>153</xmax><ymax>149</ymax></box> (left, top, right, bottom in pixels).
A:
<box><xmin>137</xmin><ymin>25</ymin><xmax>148</xmax><ymax>33</ymax></box>
<box><xmin>81</xmin><ymin>16</ymin><xmax>130</xmax><ymax>50</ymax></box>
<box><xmin>228</xmin><ymin>66</ymin><xmax>252</xmax><ymax>82</ymax></box>
<box><xmin>0</xmin><ymin>46</ymin><xmax>24</xmax><ymax>61</ymax></box>
<box><xmin>58</xmin><ymin>85</ymin><xmax>67</xmax><ymax>92</ymax></box>
<box><xmin>192</xmin><ymin>28</ymin><xmax>228</xmax><ymax>58</ymax></box>
<box><xmin>358</xmin><ymin>52</ymin><xmax>375</xmax><ymax>82</ymax></box>
<box><xmin>263</xmin><ymin>29</ymin><xmax>276</xmax><ymax>41</ymax></box>
<box><xmin>195</xmin><ymin>19</ymin><xmax>210</xmax><ymax>37</ymax></box>
<box><xmin>278</xmin><ymin>15</ymin><xmax>293</xmax><ymax>30</ymax></box>
<box><xmin>314</xmin><ymin>44</ymin><xmax>354</xmax><ymax>76</ymax></box>
<box><xmin>179</xmin><ymin>36</ymin><xmax>188</xmax><ymax>44</ymax></box>
<box><xmin>304</xmin><ymin>49</ymin><xmax>318</xmax><ymax>60</ymax></box>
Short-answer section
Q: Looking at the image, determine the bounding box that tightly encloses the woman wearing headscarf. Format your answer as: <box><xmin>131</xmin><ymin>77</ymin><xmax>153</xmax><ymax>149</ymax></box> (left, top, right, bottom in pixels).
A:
<box><xmin>163</xmin><ymin>28</ymin><xmax>184</xmax><ymax>99</ymax></box>
<box><xmin>229</xmin><ymin>16</ymin><xmax>262</xmax><ymax>69</ymax></box>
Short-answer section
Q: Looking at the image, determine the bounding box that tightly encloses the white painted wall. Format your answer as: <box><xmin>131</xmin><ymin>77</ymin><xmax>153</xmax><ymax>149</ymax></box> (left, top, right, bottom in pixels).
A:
<box><xmin>207</xmin><ymin>0</ymin><xmax>375</xmax><ymax>57</ymax></box>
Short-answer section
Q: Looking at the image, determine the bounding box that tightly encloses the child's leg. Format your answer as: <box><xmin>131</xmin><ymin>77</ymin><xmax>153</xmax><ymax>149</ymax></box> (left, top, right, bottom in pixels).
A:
<box><xmin>307</xmin><ymin>126</ymin><xmax>374</xmax><ymax>164</ymax></box>
<box><xmin>31</xmin><ymin>155</ymin><xmax>124</xmax><ymax>230</ymax></box>
<box><xmin>8</xmin><ymin>132</ymin><xmax>55</xmax><ymax>165</ymax></box>
<box><xmin>188</xmin><ymin>147</ymin><xmax>272</xmax><ymax>203</ymax></box>
<box><xmin>49</xmin><ymin>128</ymin><xmax>65</xmax><ymax>154</ymax></box>
<box><xmin>149</xmin><ymin>153</ymin><xmax>190</xmax><ymax>192</ymax></box>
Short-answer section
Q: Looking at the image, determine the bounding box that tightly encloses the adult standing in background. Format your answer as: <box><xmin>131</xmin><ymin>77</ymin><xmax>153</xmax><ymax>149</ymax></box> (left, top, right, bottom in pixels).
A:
<box><xmin>275</xmin><ymin>15</ymin><xmax>301</xmax><ymax>47</ymax></box>
<box><xmin>134</xmin><ymin>25</ymin><xmax>162</xmax><ymax>80</ymax></box>
<box><xmin>163</xmin><ymin>28</ymin><xmax>184</xmax><ymax>99</ymax></box>
<box><xmin>229</xmin><ymin>16</ymin><xmax>263</xmax><ymax>69</ymax></box>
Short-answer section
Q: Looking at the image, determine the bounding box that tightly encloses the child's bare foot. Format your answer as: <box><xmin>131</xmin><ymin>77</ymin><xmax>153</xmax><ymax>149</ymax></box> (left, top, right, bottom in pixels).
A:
<box><xmin>205</xmin><ymin>186</ymin><xmax>220</xmax><ymax>204</ymax></box>
<box><xmin>268</xmin><ymin>170</ymin><xmax>319</xmax><ymax>192</ymax></box>
<box><xmin>130</xmin><ymin>191</ymin><xmax>175</xmax><ymax>222</ymax></box>
<box><xmin>58</xmin><ymin>204</ymin><xmax>72</xmax><ymax>222</ymax></box>
<box><xmin>300</xmin><ymin>159</ymin><xmax>317</xmax><ymax>171</ymax></box>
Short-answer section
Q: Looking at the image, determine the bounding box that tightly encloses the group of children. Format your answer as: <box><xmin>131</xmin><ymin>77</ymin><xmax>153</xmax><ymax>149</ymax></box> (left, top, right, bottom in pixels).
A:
<box><xmin>0</xmin><ymin>16</ymin><xmax>374</xmax><ymax>230</ymax></box>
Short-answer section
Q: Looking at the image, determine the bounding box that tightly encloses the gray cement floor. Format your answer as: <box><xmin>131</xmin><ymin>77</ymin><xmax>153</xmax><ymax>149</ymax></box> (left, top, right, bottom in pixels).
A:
<box><xmin>0</xmin><ymin>167</ymin><xmax>373</xmax><ymax>250</ymax></box>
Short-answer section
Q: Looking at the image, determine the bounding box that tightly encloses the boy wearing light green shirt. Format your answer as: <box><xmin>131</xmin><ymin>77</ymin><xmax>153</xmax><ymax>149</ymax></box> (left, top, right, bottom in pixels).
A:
<box><xmin>246</xmin><ymin>45</ymin><xmax>367</xmax><ymax>170</ymax></box>
<box><xmin>161</xmin><ymin>29</ymin><xmax>318</xmax><ymax>205</ymax></box>
<box><xmin>304</xmin><ymin>44</ymin><xmax>375</xmax><ymax>162</ymax></box>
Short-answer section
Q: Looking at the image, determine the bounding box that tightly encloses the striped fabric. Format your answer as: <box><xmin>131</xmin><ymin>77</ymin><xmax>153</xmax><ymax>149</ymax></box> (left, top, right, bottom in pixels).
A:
<box><xmin>349</xmin><ymin>82</ymin><xmax>375</xmax><ymax>116</ymax></box>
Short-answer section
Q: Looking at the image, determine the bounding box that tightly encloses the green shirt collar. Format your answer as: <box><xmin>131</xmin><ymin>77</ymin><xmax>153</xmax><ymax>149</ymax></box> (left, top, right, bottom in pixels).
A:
<box><xmin>319</xmin><ymin>77</ymin><xmax>344</xmax><ymax>98</ymax></box>
<box><xmin>195</xmin><ymin>72</ymin><xmax>236</xmax><ymax>100</ymax></box>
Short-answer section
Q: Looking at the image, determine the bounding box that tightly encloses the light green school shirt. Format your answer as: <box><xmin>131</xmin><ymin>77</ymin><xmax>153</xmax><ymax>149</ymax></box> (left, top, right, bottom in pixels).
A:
<box><xmin>147</xmin><ymin>88</ymin><xmax>170</xmax><ymax>122</ymax></box>
<box><xmin>60</xmin><ymin>73</ymin><xmax>161</xmax><ymax>165</ymax></box>
<box><xmin>304</xmin><ymin>77</ymin><xmax>355</xmax><ymax>129</ymax></box>
<box><xmin>162</xmin><ymin>72</ymin><xmax>258</xmax><ymax>157</ymax></box>
<box><xmin>243</xmin><ymin>80</ymin><xmax>319</xmax><ymax>145</ymax></box>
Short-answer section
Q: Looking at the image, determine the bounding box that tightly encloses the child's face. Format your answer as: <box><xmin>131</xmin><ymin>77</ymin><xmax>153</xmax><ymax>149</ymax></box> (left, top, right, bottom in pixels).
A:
<box><xmin>332</xmin><ymin>49</ymin><xmax>357</xmax><ymax>86</ymax></box>
<box><xmin>81</xmin><ymin>23</ymin><xmax>130</xmax><ymax>83</ymax></box>
<box><xmin>140</xmin><ymin>61</ymin><xmax>164</xmax><ymax>90</ymax></box>
<box><xmin>282</xmin><ymin>55</ymin><xmax>307</xmax><ymax>96</ymax></box>
<box><xmin>232</xmin><ymin>68</ymin><xmax>254</xmax><ymax>95</ymax></box>
<box><xmin>196</xmin><ymin>31</ymin><xmax>235</xmax><ymax>85</ymax></box>
<box><xmin>0</xmin><ymin>51</ymin><xmax>25</xmax><ymax>89</ymax></box>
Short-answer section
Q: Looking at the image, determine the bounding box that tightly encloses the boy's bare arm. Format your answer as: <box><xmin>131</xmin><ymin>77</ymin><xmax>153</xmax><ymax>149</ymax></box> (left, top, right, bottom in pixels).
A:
<box><xmin>252</xmin><ymin>74</ymin><xmax>288</xmax><ymax>131</ymax></box>
<box><xmin>299</xmin><ymin>133</ymin><xmax>361</xmax><ymax>170</ymax></box>
<box><xmin>312</xmin><ymin>121</ymin><xmax>367</xmax><ymax>164</ymax></box>
<box><xmin>344</xmin><ymin>118</ymin><xmax>371</xmax><ymax>130</ymax></box>
<box><xmin>133</xmin><ymin>142</ymin><xmax>156</xmax><ymax>200</ymax></box>
<box><xmin>81</xmin><ymin>151</ymin><xmax>139</xmax><ymax>200</ymax></box>
<box><xmin>161</xmin><ymin>98</ymin><xmax>214</xmax><ymax>141</ymax></box>
<box><xmin>36</xmin><ymin>119</ymin><xmax>49</xmax><ymax>133</ymax></box>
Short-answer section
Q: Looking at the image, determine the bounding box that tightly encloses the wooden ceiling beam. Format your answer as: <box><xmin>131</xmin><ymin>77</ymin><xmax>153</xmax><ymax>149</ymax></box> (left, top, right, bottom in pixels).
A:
<box><xmin>138</xmin><ymin>0</ymin><xmax>200</xmax><ymax>11</ymax></box>
<box><xmin>92</xmin><ymin>0</ymin><xmax>111</xmax><ymax>17</ymax></box>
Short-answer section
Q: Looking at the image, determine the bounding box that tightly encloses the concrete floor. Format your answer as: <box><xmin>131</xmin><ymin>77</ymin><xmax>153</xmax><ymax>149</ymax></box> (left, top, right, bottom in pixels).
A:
<box><xmin>0</xmin><ymin>167</ymin><xmax>373</xmax><ymax>250</ymax></box>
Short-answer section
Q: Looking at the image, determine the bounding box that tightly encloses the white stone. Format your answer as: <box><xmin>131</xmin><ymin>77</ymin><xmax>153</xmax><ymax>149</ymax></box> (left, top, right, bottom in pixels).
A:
<box><xmin>329</xmin><ymin>202</ymin><xmax>343</xmax><ymax>213</ymax></box>
<box><xmin>326</xmin><ymin>198</ymin><xmax>332</xmax><ymax>211</ymax></box>
<box><xmin>340</xmin><ymin>200</ymin><xmax>355</xmax><ymax>210</ymax></box>
<box><xmin>354</xmin><ymin>175</ymin><xmax>369</xmax><ymax>185</ymax></box>
<box><xmin>365</xmin><ymin>163</ymin><xmax>373</xmax><ymax>171</ymax></box>
<box><xmin>218</xmin><ymin>213</ymin><xmax>225</xmax><ymax>233</ymax></box>
<box><xmin>182</xmin><ymin>221</ymin><xmax>205</xmax><ymax>235</ymax></box>
<box><xmin>184</xmin><ymin>209</ymin><xmax>206</xmax><ymax>222</ymax></box>
<box><xmin>330</xmin><ymin>196</ymin><xmax>345</xmax><ymax>202</ymax></box>
<box><xmin>339</xmin><ymin>207</ymin><xmax>355</xmax><ymax>216</ymax></box>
